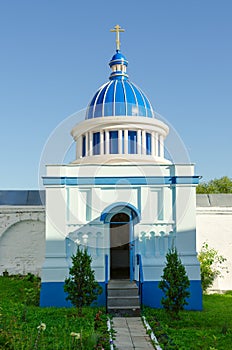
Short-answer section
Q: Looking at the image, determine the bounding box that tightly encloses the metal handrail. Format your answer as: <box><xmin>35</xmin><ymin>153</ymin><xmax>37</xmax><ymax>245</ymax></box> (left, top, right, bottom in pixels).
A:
<box><xmin>136</xmin><ymin>254</ymin><xmax>144</xmax><ymax>308</ymax></box>
<box><xmin>105</xmin><ymin>254</ymin><xmax>109</xmax><ymax>312</ymax></box>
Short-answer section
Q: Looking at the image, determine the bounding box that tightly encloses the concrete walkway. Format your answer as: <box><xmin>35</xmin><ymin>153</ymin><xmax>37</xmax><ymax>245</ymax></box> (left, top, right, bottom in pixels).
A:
<box><xmin>113</xmin><ymin>317</ymin><xmax>154</xmax><ymax>349</ymax></box>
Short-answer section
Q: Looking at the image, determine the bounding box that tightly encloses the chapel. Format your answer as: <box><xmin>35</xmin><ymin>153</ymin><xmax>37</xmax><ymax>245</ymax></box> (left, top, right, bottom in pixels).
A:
<box><xmin>40</xmin><ymin>25</ymin><xmax>202</xmax><ymax>310</ymax></box>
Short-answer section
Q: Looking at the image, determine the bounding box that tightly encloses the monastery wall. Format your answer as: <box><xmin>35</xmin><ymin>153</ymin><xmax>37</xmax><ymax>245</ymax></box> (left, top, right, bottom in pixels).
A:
<box><xmin>0</xmin><ymin>193</ymin><xmax>231</xmax><ymax>292</ymax></box>
<box><xmin>0</xmin><ymin>206</ymin><xmax>45</xmax><ymax>276</ymax></box>
<box><xmin>196</xmin><ymin>208</ymin><xmax>232</xmax><ymax>291</ymax></box>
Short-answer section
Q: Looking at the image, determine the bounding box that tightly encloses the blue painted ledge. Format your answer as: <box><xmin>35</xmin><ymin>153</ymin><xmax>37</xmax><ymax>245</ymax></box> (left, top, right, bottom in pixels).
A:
<box><xmin>40</xmin><ymin>282</ymin><xmax>106</xmax><ymax>307</ymax></box>
<box><xmin>141</xmin><ymin>280</ymin><xmax>202</xmax><ymax>311</ymax></box>
<box><xmin>40</xmin><ymin>280</ymin><xmax>202</xmax><ymax>310</ymax></box>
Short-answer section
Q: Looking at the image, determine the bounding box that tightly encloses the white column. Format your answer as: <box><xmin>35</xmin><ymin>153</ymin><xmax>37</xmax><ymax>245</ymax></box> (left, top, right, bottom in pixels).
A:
<box><xmin>76</xmin><ymin>136</ymin><xmax>82</xmax><ymax>158</ymax></box>
<box><xmin>85</xmin><ymin>132</ymin><xmax>89</xmax><ymax>156</ymax></box>
<box><xmin>124</xmin><ymin>129</ymin><xmax>128</xmax><ymax>154</ymax></box>
<box><xmin>100</xmin><ymin>131</ymin><xmax>104</xmax><ymax>155</ymax></box>
<box><xmin>137</xmin><ymin>130</ymin><xmax>142</xmax><ymax>155</ymax></box>
<box><xmin>105</xmin><ymin>130</ymin><xmax>109</xmax><ymax>154</ymax></box>
<box><xmin>142</xmin><ymin>130</ymin><xmax>146</xmax><ymax>155</ymax></box>
<box><xmin>89</xmin><ymin>132</ymin><xmax>93</xmax><ymax>156</ymax></box>
<box><xmin>151</xmin><ymin>131</ymin><xmax>155</xmax><ymax>157</ymax></box>
<box><xmin>118</xmin><ymin>129</ymin><xmax>123</xmax><ymax>154</ymax></box>
<box><xmin>155</xmin><ymin>132</ymin><xmax>159</xmax><ymax>157</ymax></box>
<box><xmin>160</xmin><ymin>134</ymin><xmax>164</xmax><ymax>158</ymax></box>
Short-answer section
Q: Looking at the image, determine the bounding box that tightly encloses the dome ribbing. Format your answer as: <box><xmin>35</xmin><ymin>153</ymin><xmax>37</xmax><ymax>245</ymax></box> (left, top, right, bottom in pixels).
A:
<box><xmin>85</xmin><ymin>50</ymin><xmax>154</xmax><ymax>119</ymax></box>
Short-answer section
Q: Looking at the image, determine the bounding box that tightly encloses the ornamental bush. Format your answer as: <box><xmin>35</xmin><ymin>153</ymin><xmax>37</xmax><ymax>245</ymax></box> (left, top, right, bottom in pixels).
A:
<box><xmin>64</xmin><ymin>246</ymin><xmax>102</xmax><ymax>314</ymax></box>
<box><xmin>159</xmin><ymin>247</ymin><xmax>190</xmax><ymax>319</ymax></box>
<box><xmin>198</xmin><ymin>242</ymin><xmax>228</xmax><ymax>292</ymax></box>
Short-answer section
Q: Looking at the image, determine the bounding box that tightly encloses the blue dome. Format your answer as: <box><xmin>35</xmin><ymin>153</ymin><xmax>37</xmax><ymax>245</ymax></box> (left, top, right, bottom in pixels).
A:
<box><xmin>109</xmin><ymin>51</ymin><xmax>128</xmax><ymax>68</ymax></box>
<box><xmin>85</xmin><ymin>50</ymin><xmax>154</xmax><ymax>119</ymax></box>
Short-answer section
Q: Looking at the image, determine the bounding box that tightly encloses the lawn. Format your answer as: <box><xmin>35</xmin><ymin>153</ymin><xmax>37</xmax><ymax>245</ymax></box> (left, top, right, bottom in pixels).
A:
<box><xmin>144</xmin><ymin>292</ymin><xmax>232</xmax><ymax>349</ymax></box>
<box><xmin>0</xmin><ymin>275</ymin><xmax>111</xmax><ymax>349</ymax></box>
<box><xmin>1</xmin><ymin>275</ymin><xmax>232</xmax><ymax>350</ymax></box>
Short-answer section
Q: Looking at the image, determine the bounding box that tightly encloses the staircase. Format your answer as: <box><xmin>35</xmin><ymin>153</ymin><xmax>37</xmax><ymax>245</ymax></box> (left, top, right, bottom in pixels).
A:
<box><xmin>107</xmin><ymin>279</ymin><xmax>140</xmax><ymax>316</ymax></box>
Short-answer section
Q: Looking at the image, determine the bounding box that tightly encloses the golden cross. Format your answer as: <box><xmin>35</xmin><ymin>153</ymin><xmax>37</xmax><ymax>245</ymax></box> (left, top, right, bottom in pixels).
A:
<box><xmin>110</xmin><ymin>24</ymin><xmax>125</xmax><ymax>51</ymax></box>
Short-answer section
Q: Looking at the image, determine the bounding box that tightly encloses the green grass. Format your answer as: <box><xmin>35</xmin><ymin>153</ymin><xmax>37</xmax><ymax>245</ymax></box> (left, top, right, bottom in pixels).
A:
<box><xmin>0</xmin><ymin>275</ymin><xmax>111</xmax><ymax>349</ymax></box>
<box><xmin>144</xmin><ymin>292</ymin><xmax>232</xmax><ymax>349</ymax></box>
<box><xmin>2</xmin><ymin>275</ymin><xmax>232</xmax><ymax>349</ymax></box>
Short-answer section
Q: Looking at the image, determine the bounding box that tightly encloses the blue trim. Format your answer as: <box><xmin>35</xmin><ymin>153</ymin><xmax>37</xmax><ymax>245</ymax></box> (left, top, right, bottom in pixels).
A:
<box><xmin>100</xmin><ymin>201</ymin><xmax>141</xmax><ymax>223</ymax></box>
<box><xmin>40</xmin><ymin>281</ymin><xmax>106</xmax><ymax>307</ymax></box>
<box><xmin>173</xmin><ymin>177</ymin><xmax>200</xmax><ymax>184</ymax></box>
<box><xmin>43</xmin><ymin>176</ymin><xmax>201</xmax><ymax>186</ymax></box>
<box><xmin>43</xmin><ymin>177</ymin><xmax>66</xmax><ymax>185</ymax></box>
<box><xmin>140</xmin><ymin>280</ymin><xmax>202</xmax><ymax>310</ymax></box>
<box><xmin>105</xmin><ymin>255</ymin><xmax>109</xmax><ymax>311</ymax></box>
<box><xmin>136</xmin><ymin>254</ymin><xmax>144</xmax><ymax>307</ymax></box>
<box><xmin>137</xmin><ymin>187</ymin><xmax>141</xmax><ymax>213</ymax></box>
<box><xmin>129</xmin><ymin>221</ymin><xmax>134</xmax><ymax>282</ymax></box>
<box><xmin>105</xmin><ymin>255</ymin><xmax>109</xmax><ymax>284</ymax></box>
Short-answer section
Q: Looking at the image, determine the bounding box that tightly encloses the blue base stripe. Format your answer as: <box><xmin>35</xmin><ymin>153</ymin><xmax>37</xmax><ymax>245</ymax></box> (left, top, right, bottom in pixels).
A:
<box><xmin>141</xmin><ymin>280</ymin><xmax>202</xmax><ymax>310</ymax></box>
<box><xmin>40</xmin><ymin>280</ymin><xmax>202</xmax><ymax>310</ymax></box>
<box><xmin>40</xmin><ymin>282</ymin><xmax>106</xmax><ymax>307</ymax></box>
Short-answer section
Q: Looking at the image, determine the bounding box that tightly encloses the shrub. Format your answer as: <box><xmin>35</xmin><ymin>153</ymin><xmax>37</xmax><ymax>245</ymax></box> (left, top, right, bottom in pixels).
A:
<box><xmin>198</xmin><ymin>242</ymin><xmax>228</xmax><ymax>292</ymax></box>
<box><xmin>159</xmin><ymin>247</ymin><xmax>190</xmax><ymax>319</ymax></box>
<box><xmin>64</xmin><ymin>246</ymin><xmax>102</xmax><ymax>315</ymax></box>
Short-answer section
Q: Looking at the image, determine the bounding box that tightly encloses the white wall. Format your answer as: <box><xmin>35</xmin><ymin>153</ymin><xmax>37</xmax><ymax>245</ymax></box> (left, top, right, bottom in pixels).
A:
<box><xmin>0</xmin><ymin>206</ymin><xmax>45</xmax><ymax>276</ymax></box>
<box><xmin>196</xmin><ymin>207</ymin><xmax>232</xmax><ymax>291</ymax></box>
<box><xmin>0</xmin><ymin>204</ymin><xmax>231</xmax><ymax>292</ymax></box>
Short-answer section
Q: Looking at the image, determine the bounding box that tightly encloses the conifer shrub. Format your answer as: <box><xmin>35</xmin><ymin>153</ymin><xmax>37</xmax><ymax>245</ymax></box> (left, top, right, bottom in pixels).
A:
<box><xmin>159</xmin><ymin>247</ymin><xmax>190</xmax><ymax>319</ymax></box>
<box><xmin>64</xmin><ymin>246</ymin><xmax>102</xmax><ymax>315</ymax></box>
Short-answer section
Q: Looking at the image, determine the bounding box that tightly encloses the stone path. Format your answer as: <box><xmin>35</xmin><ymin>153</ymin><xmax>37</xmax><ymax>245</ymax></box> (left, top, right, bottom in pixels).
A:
<box><xmin>113</xmin><ymin>317</ymin><xmax>154</xmax><ymax>349</ymax></box>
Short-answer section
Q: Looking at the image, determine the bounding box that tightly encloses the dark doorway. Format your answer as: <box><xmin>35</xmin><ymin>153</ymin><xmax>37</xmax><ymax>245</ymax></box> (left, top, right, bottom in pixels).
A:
<box><xmin>110</xmin><ymin>213</ymin><xmax>130</xmax><ymax>279</ymax></box>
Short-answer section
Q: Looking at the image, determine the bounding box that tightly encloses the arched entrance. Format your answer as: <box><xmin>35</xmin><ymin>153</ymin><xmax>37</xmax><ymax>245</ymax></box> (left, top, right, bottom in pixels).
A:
<box><xmin>100</xmin><ymin>202</ymin><xmax>140</xmax><ymax>281</ymax></box>
<box><xmin>110</xmin><ymin>213</ymin><xmax>130</xmax><ymax>279</ymax></box>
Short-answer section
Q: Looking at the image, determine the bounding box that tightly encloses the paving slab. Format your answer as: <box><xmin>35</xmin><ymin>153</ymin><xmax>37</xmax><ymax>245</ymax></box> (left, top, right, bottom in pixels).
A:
<box><xmin>113</xmin><ymin>317</ymin><xmax>154</xmax><ymax>349</ymax></box>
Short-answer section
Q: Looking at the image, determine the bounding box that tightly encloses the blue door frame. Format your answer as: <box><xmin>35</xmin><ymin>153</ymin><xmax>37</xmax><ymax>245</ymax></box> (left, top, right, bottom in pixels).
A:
<box><xmin>101</xmin><ymin>203</ymin><xmax>140</xmax><ymax>281</ymax></box>
<box><xmin>129</xmin><ymin>220</ymin><xmax>135</xmax><ymax>282</ymax></box>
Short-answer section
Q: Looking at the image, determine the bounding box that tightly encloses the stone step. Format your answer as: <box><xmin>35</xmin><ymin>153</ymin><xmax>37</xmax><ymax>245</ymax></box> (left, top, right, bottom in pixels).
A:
<box><xmin>108</xmin><ymin>296</ymin><xmax>140</xmax><ymax>307</ymax></box>
<box><xmin>108</xmin><ymin>279</ymin><xmax>137</xmax><ymax>289</ymax></box>
<box><xmin>108</xmin><ymin>288</ymin><xmax>138</xmax><ymax>297</ymax></box>
<box><xmin>107</xmin><ymin>280</ymin><xmax>140</xmax><ymax>315</ymax></box>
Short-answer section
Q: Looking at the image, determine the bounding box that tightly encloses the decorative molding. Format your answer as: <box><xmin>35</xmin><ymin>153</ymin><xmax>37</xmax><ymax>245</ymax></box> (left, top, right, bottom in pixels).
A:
<box><xmin>197</xmin><ymin>207</ymin><xmax>232</xmax><ymax>215</ymax></box>
<box><xmin>43</xmin><ymin>176</ymin><xmax>200</xmax><ymax>186</ymax></box>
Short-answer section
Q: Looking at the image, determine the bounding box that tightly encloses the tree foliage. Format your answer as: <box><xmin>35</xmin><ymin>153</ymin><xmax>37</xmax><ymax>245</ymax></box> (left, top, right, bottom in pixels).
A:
<box><xmin>196</xmin><ymin>176</ymin><xmax>232</xmax><ymax>194</ymax></box>
<box><xmin>159</xmin><ymin>247</ymin><xmax>190</xmax><ymax>319</ymax></box>
<box><xmin>198</xmin><ymin>242</ymin><xmax>228</xmax><ymax>292</ymax></box>
<box><xmin>64</xmin><ymin>246</ymin><xmax>102</xmax><ymax>314</ymax></box>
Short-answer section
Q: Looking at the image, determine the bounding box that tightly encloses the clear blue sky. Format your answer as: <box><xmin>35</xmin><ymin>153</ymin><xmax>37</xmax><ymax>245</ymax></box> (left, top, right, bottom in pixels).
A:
<box><xmin>0</xmin><ymin>0</ymin><xmax>231</xmax><ymax>189</ymax></box>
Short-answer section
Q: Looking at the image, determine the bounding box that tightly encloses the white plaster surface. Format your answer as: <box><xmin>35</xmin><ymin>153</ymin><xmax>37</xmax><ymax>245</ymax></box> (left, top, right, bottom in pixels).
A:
<box><xmin>0</xmin><ymin>203</ymin><xmax>231</xmax><ymax>292</ymax></box>
<box><xmin>196</xmin><ymin>207</ymin><xmax>232</xmax><ymax>291</ymax></box>
<box><xmin>0</xmin><ymin>207</ymin><xmax>45</xmax><ymax>276</ymax></box>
